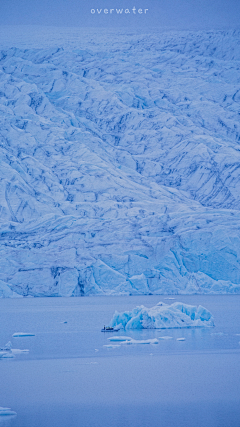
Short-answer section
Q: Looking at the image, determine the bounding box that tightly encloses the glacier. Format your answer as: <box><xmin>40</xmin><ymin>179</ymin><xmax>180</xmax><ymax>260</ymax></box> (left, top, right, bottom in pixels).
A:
<box><xmin>0</xmin><ymin>27</ymin><xmax>240</xmax><ymax>296</ymax></box>
<box><xmin>109</xmin><ymin>302</ymin><xmax>214</xmax><ymax>329</ymax></box>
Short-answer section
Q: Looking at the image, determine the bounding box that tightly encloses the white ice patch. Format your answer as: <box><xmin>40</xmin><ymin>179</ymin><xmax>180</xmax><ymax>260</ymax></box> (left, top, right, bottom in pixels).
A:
<box><xmin>176</xmin><ymin>338</ymin><xmax>186</xmax><ymax>341</ymax></box>
<box><xmin>12</xmin><ymin>332</ymin><xmax>35</xmax><ymax>337</ymax></box>
<box><xmin>11</xmin><ymin>349</ymin><xmax>29</xmax><ymax>354</ymax></box>
<box><xmin>108</xmin><ymin>336</ymin><xmax>132</xmax><ymax>341</ymax></box>
<box><xmin>110</xmin><ymin>302</ymin><xmax>214</xmax><ymax>330</ymax></box>
<box><xmin>103</xmin><ymin>344</ymin><xmax>121</xmax><ymax>349</ymax></box>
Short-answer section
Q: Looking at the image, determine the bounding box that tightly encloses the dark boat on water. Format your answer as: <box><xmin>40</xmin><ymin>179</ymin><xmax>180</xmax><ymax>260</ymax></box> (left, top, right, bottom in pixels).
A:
<box><xmin>101</xmin><ymin>326</ymin><xmax>120</xmax><ymax>332</ymax></box>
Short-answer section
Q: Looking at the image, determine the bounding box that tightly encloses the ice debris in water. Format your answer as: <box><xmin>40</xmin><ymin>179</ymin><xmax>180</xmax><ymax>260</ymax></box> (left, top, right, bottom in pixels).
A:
<box><xmin>103</xmin><ymin>344</ymin><xmax>121</xmax><ymax>349</ymax></box>
<box><xmin>110</xmin><ymin>302</ymin><xmax>214</xmax><ymax>330</ymax></box>
<box><xmin>121</xmin><ymin>338</ymin><xmax>159</xmax><ymax>345</ymax></box>
<box><xmin>0</xmin><ymin>407</ymin><xmax>17</xmax><ymax>416</ymax></box>
<box><xmin>12</xmin><ymin>332</ymin><xmax>35</xmax><ymax>337</ymax></box>
<box><xmin>177</xmin><ymin>338</ymin><xmax>186</xmax><ymax>341</ymax></box>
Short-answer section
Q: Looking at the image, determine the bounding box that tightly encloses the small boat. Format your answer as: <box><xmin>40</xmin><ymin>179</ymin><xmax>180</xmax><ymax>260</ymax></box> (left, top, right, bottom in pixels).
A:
<box><xmin>101</xmin><ymin>326</ymin><xmax>120</xmax><ymax>332</ymax></box>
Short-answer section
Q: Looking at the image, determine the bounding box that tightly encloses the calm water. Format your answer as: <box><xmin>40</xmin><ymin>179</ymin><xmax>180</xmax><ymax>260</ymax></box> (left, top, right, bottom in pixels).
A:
<box><xmin>0</xmin><ymin>295</ymin><xmax>240</xmax><ymax>427</ymax></box>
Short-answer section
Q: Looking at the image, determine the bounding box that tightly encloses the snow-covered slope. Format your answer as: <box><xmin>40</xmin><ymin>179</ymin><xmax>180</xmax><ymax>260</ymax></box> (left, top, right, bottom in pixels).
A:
<box><xmin>0</xmin><ymin>27</ymin><xmax>240</xmax><ymax>297</ymax></box>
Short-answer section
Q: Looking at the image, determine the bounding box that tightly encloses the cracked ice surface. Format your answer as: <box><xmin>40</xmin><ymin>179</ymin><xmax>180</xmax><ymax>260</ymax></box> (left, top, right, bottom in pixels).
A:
<box><xmin>0</xmin><ymin>27</ymin><xmax>240</xmax><ymax>297</ymax></box>
<box><xmin>109</xmin><ymin>302</ymin><xmax>214</xmax><ymax>329</ymax></box>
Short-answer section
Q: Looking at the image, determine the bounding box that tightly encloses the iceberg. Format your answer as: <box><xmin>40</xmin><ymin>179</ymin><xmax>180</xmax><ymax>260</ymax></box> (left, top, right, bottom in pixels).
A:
<box><xmin>109</xmin><ymin>302</ymin><xmax>214</xmax><ymax>330</ymax></box>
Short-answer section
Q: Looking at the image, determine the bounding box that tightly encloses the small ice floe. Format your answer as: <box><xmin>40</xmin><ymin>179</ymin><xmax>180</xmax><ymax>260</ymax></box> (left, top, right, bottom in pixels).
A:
<box><xmin>11</xmin><ymin>349</ymin><xmax>29</xmax><ymax>354</ymax></box>
<box><xmin>0</xmin><ymin>407</ymin><xmax>17</xmax><ymax>416</ymax></box>
<box><xmin>0</xmin><ymin>351</ymin><xmax>15</xmax><ymax>359</ymax></box>
<box><xmin>12</xmin><ymin>332</ymin><xmax>35</xmax><ymax>337</ymax></box>
<box><xmin>60</xmin><ymin>321</ymin><xmax>68</xmax><ymax>324</ymax></box>
<box><xmin>121</xmin><ymin>338</ymin><xmax>158</xmax><ymax>345</ymax></box>
<box><xmin>164</xmin><ymin>298</ymin><xmax>175</xmax><ymax>300</ymax></box>
<box><xmin>176</xmin><ymin>338</ymin><xmax>185</xmax><ymax>341</ymax></box>
<box><xmin>108</xmin><ymin>336</ymin><xmax>132</xmax><ymax>342</ymax></box>
<box><xmin>158</xmin><ymin>336</ymin><xmax>173</xmax><ymax>340</ymax></box>
<box><xmin>95</xmin><ymin>349</ymin><xmax>99</xmax><ymax>352</ymax></box>
<box><xmin>103</xmin><ymin>344</ymin><xmax>121</xmax><ymax>349</ymax></box>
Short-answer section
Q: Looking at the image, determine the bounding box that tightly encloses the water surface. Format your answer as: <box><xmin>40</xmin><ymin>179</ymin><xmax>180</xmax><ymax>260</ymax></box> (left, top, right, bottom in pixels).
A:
<box><xmin>0</xmin><ymin>295</ymin><xmax>240</xmax><ymax>426</ymax></box>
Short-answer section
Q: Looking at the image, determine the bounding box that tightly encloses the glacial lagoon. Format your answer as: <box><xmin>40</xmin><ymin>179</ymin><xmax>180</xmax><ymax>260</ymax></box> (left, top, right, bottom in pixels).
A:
<box><xmin>0</xmin><ymin>295</ymin><xmax>240</xmax><ymax>427</ymax></box>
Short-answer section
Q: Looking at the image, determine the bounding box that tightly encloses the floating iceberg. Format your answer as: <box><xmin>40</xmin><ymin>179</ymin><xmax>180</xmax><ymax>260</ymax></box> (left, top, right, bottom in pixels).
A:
<box><xmin>109</xmin><ymin>302</ymin><xmax>214</xmax><ymax>330</ymax></box>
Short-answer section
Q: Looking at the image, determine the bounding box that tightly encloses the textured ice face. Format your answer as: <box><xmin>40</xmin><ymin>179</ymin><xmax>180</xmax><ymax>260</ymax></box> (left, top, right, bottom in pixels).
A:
<box><xmin>0</xmin><ymin>28</ymin><xmax>240</xmax><ymax>297</ymax></box>
<box><xmin>109</xmin><ymin>302</ymin><xmax>214</xmax><ymax>329</ymax></box>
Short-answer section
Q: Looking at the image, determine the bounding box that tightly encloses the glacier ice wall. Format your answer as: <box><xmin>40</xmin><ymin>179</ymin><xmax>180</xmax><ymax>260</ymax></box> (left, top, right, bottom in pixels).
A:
<box><xmin>0</xmin><ymin>27</ymin><xmax>240</xmax><ymax>297</ymax></box>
